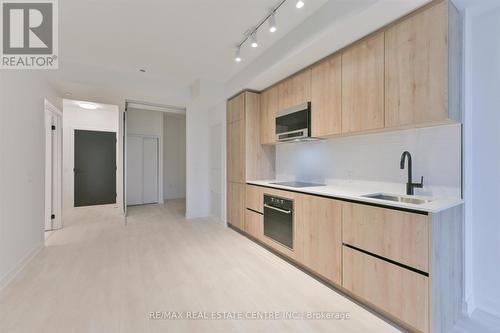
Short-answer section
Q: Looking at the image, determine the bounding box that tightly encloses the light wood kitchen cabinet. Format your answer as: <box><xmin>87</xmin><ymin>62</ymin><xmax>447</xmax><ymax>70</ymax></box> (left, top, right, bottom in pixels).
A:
<box><xmin>311</xmin><ymin>54</ymin><xmax>342</xmax><ymax>137</ymax></box>
<box><xmin>226</xmin><ymin>91</ymin><xmax>275</xmax><ymax>231</ymax></box>
<box><xmin>341</xmin><ymin>32</ymin><xmax>385</xmax><ymax>133</ymax></box>
<box><xmin>227</xmin><ymin>92</ymin><xmax>245</xmax><ymax>123</ymax></box>
<box><xmin>295</xmin><ymin>194</ymin><xmax>342</xmax><ymax>285</ymax></box>
<box><xmin>342</xmin><ymin>202</ymin><xmax>430</xmax><ymax>272</ymax></box>
<box><xmin>385</xmin><ymin>0</ymin><xmax>461</xmax><ymax>128</ymax></box>
<box><xmin>227</xmin><ymin>182</ymin><xmax>245</xmax><ymax>230</ymax></box>
<box><xmin>245</xmin><ymin>209</ymin><xmax>263</xmax><ymax>241</ymax></box>
<box><xmin>226</xmin><ymin>119</ymin><xmax>245</xmax><ymax>183</ymax></box>
<box><xmin>260</xmin><ymin>86</ymin><xmax>278</xmax><ymax>145</ymax></box>
<box><xmin>278</xmin><ymin>70</ymin><xmax>312</xmax><ymax>111</ymax></box>
<box><xmin>343</xmin><ymin>246</ymin><xmax>430</xmax><ymax>333</ymax></box>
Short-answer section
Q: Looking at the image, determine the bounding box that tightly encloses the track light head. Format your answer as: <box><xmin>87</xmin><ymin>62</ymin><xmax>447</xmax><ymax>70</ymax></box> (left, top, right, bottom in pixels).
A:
<box><xmin>269</xmin><ymin>12</ymin><xmax>277</xmax><ymax>33</ymax></box>
<box><xmin>296</xmin><ymin>0</ymin><xmax>305</xmax><ymax>9</ymax></box>
<box><xmin>250</xmin><ymin>31</ymin><xmax>258</xmax><ymax>48</ymax></box>
<box><xmin>235</xmin><ymin>47</ymin><xmax>242</xmax><ymax>62</ymax></box>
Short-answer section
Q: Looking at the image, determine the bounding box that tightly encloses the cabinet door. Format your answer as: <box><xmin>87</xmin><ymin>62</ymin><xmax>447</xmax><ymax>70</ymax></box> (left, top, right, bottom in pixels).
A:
<box><xmin>227</xmin><ymin>182</ymin><xmax>245</xmax><ymax>230</ymax></box>
<box><xmin>260</xmin><ymin>86</ymin><xmax>278</xmax><ymax>145</ymax></box>
<box><xmin>385</xmin><ymin>1</ymin><xmax>448</xmax><ymax>127</ymax></box>
<box><xmin>342</xmin><ymin>32</ymin><xmax>385</xmax><ymax>133</ymax></box>
<box><xmin>278</xmin><ymin>70</ymin><xmax>312</xmax><ymax>111</ymax></box>
<box><xmin>295</xmin><ymin>194</ymin><xmax>342</xmax><ymax>285</ymax></box>
<box><xmin>226</xmin><ymin>119</ymin><xmax>245</xmax><ymax>183</ymax></box>
<box><xmin>245</xmin><ymin>209</ymin><xmax>263</xmax><ymax>240</ymax></box>
<box><xmin>227</xmin><ymin>93</ymin><xmax>245</xmax><ymax>123</ymax></box>
<box><xmin>343</xmin><ymin>246</ymin><xmax>429</xmax><ymax>333</ymax></box>
<box><xmin>311</xmin><ymin>54</ymin><xmax>342</xmax><ymax>137</ymax></box>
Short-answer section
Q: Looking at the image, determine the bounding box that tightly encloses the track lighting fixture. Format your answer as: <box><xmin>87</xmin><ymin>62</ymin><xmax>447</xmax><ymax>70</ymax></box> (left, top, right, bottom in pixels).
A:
<box><xmin>250</xmin><ymin>31</ymin><xmax>258</xmax><ymax>48</ymax></box>
<box><xmin>269</xmin><ymin>12</ymin><xmax>277</xmax><ymax>33</ymax></box>
<box><xmin>233</xmin><ymin>0</ymin><xmax>305</xmax><ymax>62</ymax></box>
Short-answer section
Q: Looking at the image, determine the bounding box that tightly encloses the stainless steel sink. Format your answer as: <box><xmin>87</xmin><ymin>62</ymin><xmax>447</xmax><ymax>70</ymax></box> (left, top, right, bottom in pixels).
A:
<box><xmin>362</xmin><ymin>193</ymin><xmax>432</xmax><ymax>205</ymax></box>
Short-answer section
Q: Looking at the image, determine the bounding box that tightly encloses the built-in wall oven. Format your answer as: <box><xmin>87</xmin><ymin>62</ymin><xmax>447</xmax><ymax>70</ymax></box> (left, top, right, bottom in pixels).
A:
<box><xmin>263</xmin><ymin>194</ymin><xmax>294</xmax><ymax>249</ymax></box>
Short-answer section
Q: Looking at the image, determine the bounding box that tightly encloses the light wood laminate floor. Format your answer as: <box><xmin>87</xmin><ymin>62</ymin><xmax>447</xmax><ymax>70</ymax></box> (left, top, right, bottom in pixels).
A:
<box><xmin>0</xmin><ymin>200</ymin><xmax>401</xmax><ymax>333</ymax></box>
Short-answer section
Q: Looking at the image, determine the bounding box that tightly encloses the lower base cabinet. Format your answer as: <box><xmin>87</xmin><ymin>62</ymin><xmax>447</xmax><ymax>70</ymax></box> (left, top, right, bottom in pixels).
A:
<box><xmin>343</xmin><ymin>246</ymin><xmax>429</xmax><ymax>333</ymax></box>
<box><xmin>245</xmin><ymin>209</ymin><xmax>263</xmax><ymax>240</ymax></box>
<box><xmin>242</xmin><ymin>184</ymin><xmax>463</xmax><ymax>333</ymax></box>
<box><xmin>295</xmin><ymin>194</ymin><xmax>342</xmax><ymax>285</ymax></box>
<box><xmin>227</xmin><ymin>182</ymin><xmax>245</xmax><ymax>230</ymax></box>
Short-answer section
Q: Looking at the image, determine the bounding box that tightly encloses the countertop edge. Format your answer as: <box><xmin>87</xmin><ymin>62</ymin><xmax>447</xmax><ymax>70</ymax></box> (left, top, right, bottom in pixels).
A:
<box><xmin>246</xmin><ymin>181</ymin><xmax>464</xmax><ymax>214</ymax></box>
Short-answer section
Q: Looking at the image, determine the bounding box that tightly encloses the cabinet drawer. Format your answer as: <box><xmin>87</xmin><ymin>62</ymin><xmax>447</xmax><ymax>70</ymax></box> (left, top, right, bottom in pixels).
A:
<box><xmin>343</xmin><ymin>246</ymin><xmax>429</xmax><ymax>333</ymax></box>
<box><xmin>245</xmin><ymin>209</ymin><xmax>263</xmax><ymax>241</ymax></box>
<box><xmin>342</xmin><ymin>202</ymin><xmax>429</xmax><ymax>272</ymax></box>
<box><xmin>245</xmin><ymin>185</ymin><xmax>263</xmax><ymax>213</ymax></box>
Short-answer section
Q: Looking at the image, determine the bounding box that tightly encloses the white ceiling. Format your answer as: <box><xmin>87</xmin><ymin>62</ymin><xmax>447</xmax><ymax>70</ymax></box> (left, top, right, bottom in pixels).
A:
<box><xmin>50</xmin><ymin>0</ymin><xmax>441</xmax><ymax>106</ymax></box>
<box><xmin>53</xmin><ymin>0</ymin><xmax>327</xmax><ymax>103</ymax></box>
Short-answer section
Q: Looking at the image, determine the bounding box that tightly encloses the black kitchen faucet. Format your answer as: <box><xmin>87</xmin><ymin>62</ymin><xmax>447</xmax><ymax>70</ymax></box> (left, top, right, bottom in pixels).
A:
<box><xmin>400</xmin><ymin>151</ymin><xmax>424</xmax><ymax>195</ymax></box>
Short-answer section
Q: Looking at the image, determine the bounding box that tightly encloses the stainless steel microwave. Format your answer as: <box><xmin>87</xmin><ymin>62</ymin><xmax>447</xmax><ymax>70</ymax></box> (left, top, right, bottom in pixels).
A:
<box><xmin>275</xmin><ymin>102</ymin><xmax>312</xmax><ymax>142</ymax></box>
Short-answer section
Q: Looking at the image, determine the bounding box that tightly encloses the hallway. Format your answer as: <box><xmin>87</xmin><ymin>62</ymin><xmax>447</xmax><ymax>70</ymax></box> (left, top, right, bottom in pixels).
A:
<box><xmin>0</xmin><ymin>201</ymin><xmax>400</xmax><ymax>333</ymax></box>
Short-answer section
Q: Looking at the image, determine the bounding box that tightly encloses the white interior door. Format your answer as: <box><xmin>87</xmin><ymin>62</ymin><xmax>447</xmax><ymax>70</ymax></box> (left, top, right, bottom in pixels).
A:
<box><xmin>44</xmin><ymin>100</ymin><xmax>62</xmax><ymax>231</ymax></box>
<box><xmin>126</xmin><ymin>135</ymin><xmax>159</xmax><ymax>206</ymax></box>
<box><xmin>44</xmin><ymin>111</ymin><xmax>53</xmax><ymax>230</ymax></box>
<box><xmin>143</xmin><ymin>137</ymin><xmax>159</xmax><ymax>204</ymax></box>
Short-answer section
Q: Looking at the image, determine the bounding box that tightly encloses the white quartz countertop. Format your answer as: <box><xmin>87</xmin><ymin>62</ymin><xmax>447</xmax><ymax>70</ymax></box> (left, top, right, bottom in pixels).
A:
<box><xmin>246</xmin><ymin>180</ymin><xmax>464</xmax><ymax>214</ymax></box>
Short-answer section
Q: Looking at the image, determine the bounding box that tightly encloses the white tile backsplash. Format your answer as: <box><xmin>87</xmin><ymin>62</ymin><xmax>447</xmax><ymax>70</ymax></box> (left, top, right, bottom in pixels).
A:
<box><xmin>275</xmin><ymin>124</ymin><xmax>462</xmax><ymax>198</ymax></box>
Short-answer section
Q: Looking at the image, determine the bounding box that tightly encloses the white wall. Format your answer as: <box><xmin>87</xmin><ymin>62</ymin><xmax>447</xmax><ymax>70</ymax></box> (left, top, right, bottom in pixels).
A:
<box><xmin>464</xmin><ymin>3</ymin><xmax>500</xmax><ymax>318</ymax></box>
<box><xmin>163</xmin><ymin>113</ymin><xmax>186</xmax><ymax>200</ymax></box>
<box><xmin>275</xmin><ymin>124</ymin><xmax>462</xmax><ymax>198</ymax></box>
<box><xmin>208</xmin><ymin>102</ymin><xmax>226</xmax><ymax>221</ymax></box>
<box><xmin>185</xmin><ymin>103</ymin><xmax>210</xmax><ymax>218</ymax></box>
<box><xmin>126</xmin><ymin>108</ymin><xmax>164</xmax><ymax>203</ymax></box>
<box><xmin>62</xmin><ymin>101</ymin><xmax>121</xmax><ymax>214</ymax></box>
<box><xmin>0</xmin><ymin>72</ymin><xmax>61</xmax><ymax>289</ymax></box>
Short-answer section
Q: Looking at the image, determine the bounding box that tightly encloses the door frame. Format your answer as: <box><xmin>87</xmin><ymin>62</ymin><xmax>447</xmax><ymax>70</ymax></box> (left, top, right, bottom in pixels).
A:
<box><xmin>44</xmin><ymin>99</ymin><xmax>63</xmax><ymax>231</ymax></box>
<box><xmin>126</xmin><ymin>134</ymin><xmax>161</xmax><ymax>206</ymax></box>
<box><xmin>70</xmin><ymin>126</ymin><xmax>118</xmax><ymax>208</ymax></box>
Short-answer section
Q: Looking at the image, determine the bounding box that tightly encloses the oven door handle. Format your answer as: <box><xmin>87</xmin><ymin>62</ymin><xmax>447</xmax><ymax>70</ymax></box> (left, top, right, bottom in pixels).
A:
<box><xmin>264</xmin><ymin>204</ymin><xmax>292</xmax><ymax>214</ymax></box>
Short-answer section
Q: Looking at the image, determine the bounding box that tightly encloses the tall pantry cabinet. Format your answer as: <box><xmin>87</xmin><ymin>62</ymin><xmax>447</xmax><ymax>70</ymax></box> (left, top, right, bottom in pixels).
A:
<box><xmin>226</xmin><ymin>91</ymin><xmax>274</xmax><ymax>230</ymax></box>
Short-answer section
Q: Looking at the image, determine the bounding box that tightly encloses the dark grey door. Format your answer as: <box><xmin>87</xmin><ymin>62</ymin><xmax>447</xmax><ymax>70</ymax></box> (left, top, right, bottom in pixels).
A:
<box><xmin>74</xmin><ymin>130</ymin><xmax>116</xmax><ymax>207</ymax></box>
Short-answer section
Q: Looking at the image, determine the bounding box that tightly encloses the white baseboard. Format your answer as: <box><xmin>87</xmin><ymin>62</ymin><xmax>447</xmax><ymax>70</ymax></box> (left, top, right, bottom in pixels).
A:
<box><xmin>0</xmin><ymin>243</ymin><xmax>42</xmax><ymax>291</ymax></box>
<box><xmin>464</xmin><ymin>293</ymin><xmax>477</xmax><ymax>317</ymax></box>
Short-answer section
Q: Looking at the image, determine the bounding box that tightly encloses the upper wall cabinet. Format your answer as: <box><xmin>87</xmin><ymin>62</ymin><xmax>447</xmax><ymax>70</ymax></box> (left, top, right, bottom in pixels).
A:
<box><xmin>227</xmin><ymin>93</ymin><xmax>245</xmax><ymax>124</ymax></box>
<box><xmin>341</xmin><ymin>32</ymin><xmax>385</xmax><ymax>133</ymax></box>
<box><xmin>278</xmin><ymin>70</ymin><xmax>312</xmax><ymax>111</ymax></box>
<box><xmin>385</xmin><ymin>0</ymin><xmax>460</xmax><ymax>128</ymax></box>
<box><xmin>227</xmin><ymin>114</ymin><xmax>245</xmax><ymax>183</ymax></box>
<box><xmin>311</xmin><ymin>54</ymin><xmax>342</xmax><ymax>137</ymax></box>
<box><xmin>260</xmin><ymin>86</ymin><xmax>278</xmax><ymax>145</ymax></box>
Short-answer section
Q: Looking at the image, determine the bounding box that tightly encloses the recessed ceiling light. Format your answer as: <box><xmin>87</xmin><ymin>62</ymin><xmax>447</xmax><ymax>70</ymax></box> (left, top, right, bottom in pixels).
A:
<box><xmin>139</xmin><ymin>69</ymin><xmax>146</xmax><ymax>72</ymax></box>
<box><xmin>79</xmin><ymin>103</ymin><xmax>98</xmax><ymax>110</ymax></box>
<box><xmin>296</xmin><ymin>0</ymin><xmax>305</xmax><ymax>9</ymax></box>
<box><xmin>64</xmin><ymin>92</ymin><xmax>72</xmax><ymax>96</ymax></box>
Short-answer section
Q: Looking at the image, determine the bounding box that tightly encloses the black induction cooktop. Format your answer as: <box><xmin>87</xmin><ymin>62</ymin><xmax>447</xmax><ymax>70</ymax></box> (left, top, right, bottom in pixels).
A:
<box><xmin>269</xmin><ymin>181</ymin><xmax>326</xmax><ymax>188</ymax></box>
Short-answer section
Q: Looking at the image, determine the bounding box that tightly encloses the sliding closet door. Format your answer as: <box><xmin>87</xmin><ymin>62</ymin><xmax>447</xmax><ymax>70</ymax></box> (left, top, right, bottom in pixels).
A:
<box><xmin>126</xmin><ymin>135</ymin><xmax>159</xmax><ymax>206</ymax></box>
<box><xmin>142</xmin><ymin>137</ymin><xmax>159</xmax><ymax>204</ymax></box>
<box><xmin>126</xmin><ymin>136</ymin><xmax>144</xmax><ymax>206</ymax></box>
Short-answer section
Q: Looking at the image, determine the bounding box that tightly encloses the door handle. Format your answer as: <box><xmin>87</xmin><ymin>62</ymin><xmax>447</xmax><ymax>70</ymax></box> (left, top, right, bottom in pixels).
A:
<box><xmin>264</xmin><ymin>204</ymin><xmax>291</xmax><ymax>214</ymax></box>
